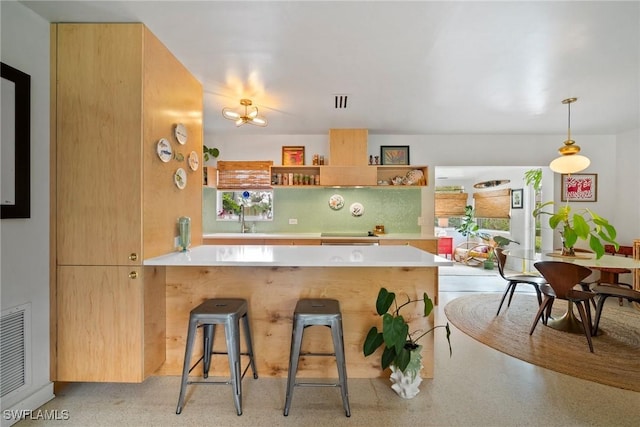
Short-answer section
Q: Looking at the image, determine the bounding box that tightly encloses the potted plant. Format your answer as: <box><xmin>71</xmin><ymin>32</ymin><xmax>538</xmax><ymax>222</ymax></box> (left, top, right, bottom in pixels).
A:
<box><xmin>532</xmin><ymin>201</ymin><xmax>618</xmax><ymax>258</ymax></box>
<box><xmin>483</xmin><ymin>236</ymin><xmax>520</xmax><ymax>269</ymax></box>
<box><xmin>363</xmin><ymin>288</ymin><xmax>452</xmax><ymax>398</ymax></box>
<box><xmin>203</xmin><ymin>145</ymin><xmax>219</xmax><ymax>162</ymax></box>
<box><xmin>455</xmin><ymin>205</ymin><xmax>490</xmax><ymax>242</ymax></box>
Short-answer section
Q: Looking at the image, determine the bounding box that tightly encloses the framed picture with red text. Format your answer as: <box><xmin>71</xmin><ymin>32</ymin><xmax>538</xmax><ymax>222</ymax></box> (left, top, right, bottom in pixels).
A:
<box><xmin>561</xmin><ymin>174</ymin><xmax>597</xmax><ymax>202</ymax></box>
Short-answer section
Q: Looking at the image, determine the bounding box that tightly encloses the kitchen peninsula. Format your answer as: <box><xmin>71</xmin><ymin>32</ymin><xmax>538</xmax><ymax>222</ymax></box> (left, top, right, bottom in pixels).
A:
<box><xmin>145</xmin><ymin>244</ymin><xmax>451</xmax><ymax>379</ymax></box>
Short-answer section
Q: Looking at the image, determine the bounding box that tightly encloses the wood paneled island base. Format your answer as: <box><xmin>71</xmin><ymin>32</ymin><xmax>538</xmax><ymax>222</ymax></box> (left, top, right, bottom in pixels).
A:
<box><xmin>157</xmin><ymin>265</ymin><xmax>439</xmax><ymax>379</ymax></box>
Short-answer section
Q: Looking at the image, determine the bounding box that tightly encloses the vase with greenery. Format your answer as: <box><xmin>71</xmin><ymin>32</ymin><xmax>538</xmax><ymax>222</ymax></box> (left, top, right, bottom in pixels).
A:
<box><xmin>532</xmin><ymin>201</ymin><xmax>618</xmax><ymax>258</ymax></box>
<box><xmin>363</xmin><ymin>288</ymin><xmax>451</xmax><ymax>398</ymax></box>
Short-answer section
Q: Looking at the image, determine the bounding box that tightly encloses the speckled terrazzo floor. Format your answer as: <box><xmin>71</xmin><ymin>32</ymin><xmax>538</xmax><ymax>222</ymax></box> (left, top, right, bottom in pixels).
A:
<box><xmin>15</xmin><ymin>273</ymin><xmax>640</xmax><ymax>427</ymax></box>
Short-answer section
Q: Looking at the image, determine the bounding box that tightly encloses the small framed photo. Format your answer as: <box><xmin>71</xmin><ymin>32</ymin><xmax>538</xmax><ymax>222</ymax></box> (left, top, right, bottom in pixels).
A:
<box><xmin>380</xmin><ymin>145</ymin><xmax>410</xmax><ymax>165</ymax></box>
<box><xmin>511</xmin><ymin>188</ymin><xmax>523</xmax><ymax>209</ymax></box>
<box><xmin>282</xmin><ymin>146</ymin><xmax>305</xmax><ymax>165</ymax></box>
<box><xmin>561</xmin><ymin>173</ymin><xmax>597</xmax><ymax>202</ymax></box>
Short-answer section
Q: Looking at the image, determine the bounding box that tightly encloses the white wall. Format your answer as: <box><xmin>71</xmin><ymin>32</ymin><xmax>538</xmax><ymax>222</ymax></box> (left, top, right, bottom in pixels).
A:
<box><xmin>1</xmin><ymin>1</ymin><xmax>54</xmax><ymax>423</ymax></box>
<box><xmin>613</xmin><ymin>128</ymin><xmax>640</xmax><ymax>245</ymax></box>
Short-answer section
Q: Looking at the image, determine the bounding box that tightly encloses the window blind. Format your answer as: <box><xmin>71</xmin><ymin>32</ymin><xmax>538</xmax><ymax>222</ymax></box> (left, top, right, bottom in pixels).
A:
<box><xmin>435</xmin><ymin>193</ymin><xmax>468</xmax><ymax>217</ymax></box>
<box><xmin>473</xmin><ymin>188</ymin><xmax>511</xmax><ymax>218</ymax></box>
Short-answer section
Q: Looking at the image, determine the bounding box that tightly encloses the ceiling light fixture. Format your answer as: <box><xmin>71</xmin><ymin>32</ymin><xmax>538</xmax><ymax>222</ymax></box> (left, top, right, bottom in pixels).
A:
<box><xmin>222</xmin><ymin>98</ymin><xmax>267</xmax><ymax>127</ymax></box>
<box><xmin>549</xmin><ymin>98</ymin><xmax>590</xmax><ymax>174</ymax></box>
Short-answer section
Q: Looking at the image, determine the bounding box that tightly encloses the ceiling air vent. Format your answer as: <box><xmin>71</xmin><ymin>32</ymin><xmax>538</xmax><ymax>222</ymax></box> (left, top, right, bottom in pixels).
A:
<box><xmin>334</xmin><ymin>95</ymin><xmax>348</xmax><ymax>109</ymax></box>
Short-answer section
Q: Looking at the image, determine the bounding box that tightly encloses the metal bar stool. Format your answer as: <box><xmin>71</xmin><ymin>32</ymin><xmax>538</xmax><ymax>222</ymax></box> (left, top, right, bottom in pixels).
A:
<box><xmin>176</xmin><ymin>298</ymin><xmax>258</xmax><ymax>416</ymax></box>
<box><xmin>283</xmin><ymin>298</ymin><xmax>350</xmax><ymax>417</ymax></box>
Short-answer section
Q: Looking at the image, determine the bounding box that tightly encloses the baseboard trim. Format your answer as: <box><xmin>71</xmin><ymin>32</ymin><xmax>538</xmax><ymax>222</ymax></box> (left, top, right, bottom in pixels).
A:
<box><xmin>1</xmin><ymin>382</ymin><xmax>55</xmax><ymax>427</ymax></box>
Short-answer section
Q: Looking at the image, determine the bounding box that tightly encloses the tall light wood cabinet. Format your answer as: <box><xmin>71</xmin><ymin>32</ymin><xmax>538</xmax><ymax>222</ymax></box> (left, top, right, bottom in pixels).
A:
<box><xmin>51</xmin><ymin>23</ymin><xmax>203</xmax><ymax>382</ymax></box>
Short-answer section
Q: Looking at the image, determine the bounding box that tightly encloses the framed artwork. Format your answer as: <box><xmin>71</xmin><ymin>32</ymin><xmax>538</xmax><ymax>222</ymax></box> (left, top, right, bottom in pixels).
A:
<box><xmin>1</xmin><ymin>62</ymin><xmax>31</xmax><ymax>219</ymax></box>
<box><xmin>380</xmin><ymin>145</ymin><xmax>410</xmax><ymax>165</ymax></box>
<box><xmin>282</xmin><ymin>146</ymin><xmax>305</xmax><ymax>165</ymax></box>
<box><xmin>511</xmin><ymin>188</ymin><xmax>523</xmax><ymax>209</ymax></box>
<box><xmin>561</xmin><ymin>173</ymin><xmax>597</xmax><ymax>202</ymax></box>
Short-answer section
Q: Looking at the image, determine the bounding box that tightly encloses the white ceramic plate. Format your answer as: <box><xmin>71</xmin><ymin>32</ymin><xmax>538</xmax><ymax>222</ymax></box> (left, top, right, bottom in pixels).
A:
<box><xmin>174</xmin><ymin>167</ymin><xmax>187</xmax><ymax>189</ymax></box>
<box><xmin>188</xmin><ymin>151</ymin><xmax>199</xmax><ymax>171</ymax></box>
<box><xmin>156</xmin><ymin>138</ymin><xmax>172</xmax><ymax>162</ymax></box>
<box><xmin>174</xmin><ymin>123</ymin><xmax>188</xmax><ymax>145</ymax></box>
<box><xmin>350</xmin><ymin>202</ymin><xmax>364</xmax><ymax>217</ymax></box>
<box><xmin>328</xmin><ymin>194</ymin><xmax>345</xmax><ymax>210</ymax></box>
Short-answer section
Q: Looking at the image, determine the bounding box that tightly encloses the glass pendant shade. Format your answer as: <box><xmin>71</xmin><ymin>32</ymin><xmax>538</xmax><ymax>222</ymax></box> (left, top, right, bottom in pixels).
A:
<box><xmin>549</xmin><ymin>154</ymin><xmax>591</xmax><ymax>174</ymax></box>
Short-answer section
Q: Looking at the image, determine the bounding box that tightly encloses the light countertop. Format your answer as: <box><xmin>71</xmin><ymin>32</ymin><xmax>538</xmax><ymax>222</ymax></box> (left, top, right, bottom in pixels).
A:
<box><xmin>203</xmin><ymin>232</ymin><xmax>437</xmax><ymax>240</ymax></box>
<box><xmin>144</xmin><ymin>244</ymin><xmax>452</xmax><ymax>267</ymax></box>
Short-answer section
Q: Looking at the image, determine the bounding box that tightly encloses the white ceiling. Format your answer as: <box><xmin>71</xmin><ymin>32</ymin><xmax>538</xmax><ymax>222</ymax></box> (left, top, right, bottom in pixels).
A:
<box><xmin>20</xmin><ymin>1</ymin><xmax>640</xmax><ymax>137</ymax></box>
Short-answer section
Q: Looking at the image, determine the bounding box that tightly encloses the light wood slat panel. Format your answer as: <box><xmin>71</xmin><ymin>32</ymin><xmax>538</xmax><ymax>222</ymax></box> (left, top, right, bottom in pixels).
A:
<box><xmin>158</xmin><ymin>266</ymin><xmax>438</xmax><ymax>379</ymax></box>
<box><xmin>142</xmin><ymin>27</ymin><xmax>203</xmax><ymax>259</ymax></box>
<box><xmin>56</xmin><ymin>24</ymin><xmax>143</xmax><ymax>265</ymax></box>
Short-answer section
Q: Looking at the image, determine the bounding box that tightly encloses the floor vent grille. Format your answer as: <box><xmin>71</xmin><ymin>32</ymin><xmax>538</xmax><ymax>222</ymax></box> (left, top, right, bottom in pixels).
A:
<box><xmin>1</xmin><ymin>303</ymin><xmax>31</xmax><ymax>399</ymax></box>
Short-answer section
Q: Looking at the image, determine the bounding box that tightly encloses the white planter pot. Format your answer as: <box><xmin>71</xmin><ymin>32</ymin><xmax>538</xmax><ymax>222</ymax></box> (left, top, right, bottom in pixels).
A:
<box><xmin>389</xmin><ymin>346</ymin><xmax>423</xmax><ymax>399</ymax></box>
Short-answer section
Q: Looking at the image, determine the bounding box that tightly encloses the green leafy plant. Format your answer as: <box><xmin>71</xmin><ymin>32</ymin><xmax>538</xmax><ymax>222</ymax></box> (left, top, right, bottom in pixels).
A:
<box><xmin>203</xmin><ymin>145</ymin><xmax>220</xmax><ymax>162</ymax></box>
<box><xmin>455</xmin><ymin>205</ymin><xmax>490</xmax><ymax>241</ymax></box>
<box><xmin>524</xmin><ymin>168</ymin><xmax>542</xmax><ymax>192</ymax></box>
<box><xmin>221</xmin><ymin>193</ymin><xmax>241</xmax><ymax>215</ymax></box>
<box><xmin>532</xmin><ymin>201</ymin><xmax>618</xmax><ymax>258</ymax></box>
<box><xmin>363</xmin><ymin>288</ymin><xmax>452</xmax><ymax>373</ymax></box>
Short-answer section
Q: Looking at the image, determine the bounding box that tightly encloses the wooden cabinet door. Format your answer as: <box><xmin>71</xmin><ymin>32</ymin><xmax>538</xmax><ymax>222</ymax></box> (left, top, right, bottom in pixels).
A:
<box><xmin>56</xmin><ymin>24</ymin><xmax>143</xmax><ymax>266</ymax></box>
<box><xmin>57</xmin><ymin>266</ymin><xmax>144</xmax><ymax>382</ymax></box>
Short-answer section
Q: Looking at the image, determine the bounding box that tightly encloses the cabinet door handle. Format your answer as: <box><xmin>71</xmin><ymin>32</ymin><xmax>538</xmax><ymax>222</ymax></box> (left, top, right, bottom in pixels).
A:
<box><xmin>129</xmin><ymin>253</ymin><xmax>138</xmax><ymax>261</ymax></box>
<box><xmin>129</xmin><ymin>271</ymin><xmax>138</xmax><ymax>279</ymax></box>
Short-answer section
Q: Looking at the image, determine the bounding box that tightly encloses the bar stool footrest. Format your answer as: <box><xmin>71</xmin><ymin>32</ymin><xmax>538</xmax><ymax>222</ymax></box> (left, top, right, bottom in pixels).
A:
<box><xmin>295</xmin><ymin>382</ymin><xmax>341</xmax><ymax>387</ymax></box>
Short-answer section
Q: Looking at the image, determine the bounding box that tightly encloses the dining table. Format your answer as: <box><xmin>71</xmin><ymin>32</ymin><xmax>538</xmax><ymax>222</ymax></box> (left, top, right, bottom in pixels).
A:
<box><xmin>503</xmin><ymin>249</ymin><xmax>640</xmax><ymax>333</ymax></box>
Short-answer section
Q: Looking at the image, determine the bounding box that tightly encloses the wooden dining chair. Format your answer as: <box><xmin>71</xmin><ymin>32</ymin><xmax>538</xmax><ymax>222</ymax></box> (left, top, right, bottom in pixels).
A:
<box><xmin>531</xmin><ymin>261</ymin><xmax>596</xmax><ymax>352</ymax></box>
<box><xmin>494</xmin><ymin>248</ymin><xmax>547</xmax><ymax>318</ymax></box>
<box><xmin>591</xmin><ymin>245</ymin><xmax>634</xmax><ymax>306</ymax></box>
<box><xmin>590</xmin><ymin>284</ymin><xmax>640</xmax><ymax>336</ymax></box>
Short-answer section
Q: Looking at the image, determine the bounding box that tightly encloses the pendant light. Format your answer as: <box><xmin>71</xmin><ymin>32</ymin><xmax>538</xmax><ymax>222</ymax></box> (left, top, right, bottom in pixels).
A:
<box><xmin>549</xmin><ymin>98</ymin><xmax>590</xmax><ymax>174</ymax></box>
<box><xmin>222</xmin><ymin>99</ymin><xmax>268</xmax><ymax>127</ymax></box>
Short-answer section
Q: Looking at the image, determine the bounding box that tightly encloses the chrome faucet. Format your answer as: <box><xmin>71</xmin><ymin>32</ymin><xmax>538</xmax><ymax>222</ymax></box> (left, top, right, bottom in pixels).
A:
<box><xmin>239</xmin><ymin>205</ymin><xmax>250</xmax><ymax>233</ymax></box>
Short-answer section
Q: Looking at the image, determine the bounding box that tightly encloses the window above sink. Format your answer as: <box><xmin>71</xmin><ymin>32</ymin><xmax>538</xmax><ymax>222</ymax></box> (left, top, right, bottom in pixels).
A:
<box><xmin>216</xmin><ymin>189</ymin><xmax>273</xmax><ymax>222</ymax></box>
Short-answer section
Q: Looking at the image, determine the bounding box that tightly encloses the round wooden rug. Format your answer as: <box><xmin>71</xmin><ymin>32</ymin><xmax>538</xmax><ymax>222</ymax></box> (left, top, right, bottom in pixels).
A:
<box><xmin>444</xmin><ymin>293</ymin><xmax>640</xmax><ymax>392</ymax></box>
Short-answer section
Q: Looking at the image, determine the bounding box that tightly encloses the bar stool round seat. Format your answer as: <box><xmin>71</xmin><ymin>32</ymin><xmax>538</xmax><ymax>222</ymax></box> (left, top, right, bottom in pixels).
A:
<box><xmin>176</xmin><ymin>298</ymin><xmax>258</xmax><ymax>416</ymax></box>
<box><xmin>283</xmin><ymin>298</ymin><xmax>350</xmax><ymax>417</ymax></box>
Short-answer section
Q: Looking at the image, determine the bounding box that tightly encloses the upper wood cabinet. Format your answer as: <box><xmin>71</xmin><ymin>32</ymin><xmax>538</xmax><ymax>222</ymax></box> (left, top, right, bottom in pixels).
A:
<box><xmin>329</xmin><ymin>129</ymin><xmax>368</xmax><ymax>166</ymax></box>
<box><xmin>54</xmin><ymin>23</ymin><xmax>203</xmax><ymax>265</ymax></box>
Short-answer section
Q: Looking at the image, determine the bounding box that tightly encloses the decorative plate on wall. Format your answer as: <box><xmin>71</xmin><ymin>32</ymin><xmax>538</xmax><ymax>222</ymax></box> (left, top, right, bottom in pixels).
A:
<box><xmin>328</xmin><ymin>194</ymin><xmax>345</xmax><ymax>210</ymax></box>
<box><xmin>350</xmin><ymin>202</ymin><xmax>364</xmax><ymax>217</ymax></box>
<box><xmin>188</xmin><ymin>151</ymin><xmax>199</xmax><ymax>171</ymax></box>
<box><xmin>174</xmin><ymin>167</ymin><xmax>187</xmax><ymax>189</ymax></box>
<box><xmin>174</xmin><ymin>123</ymin><xmax>188</xmax><ymax>145</ymax></box>
<box><xmin>156</xmin><ymin>138</ymin><xmax>172</xmax><ymax>162</ymax></box>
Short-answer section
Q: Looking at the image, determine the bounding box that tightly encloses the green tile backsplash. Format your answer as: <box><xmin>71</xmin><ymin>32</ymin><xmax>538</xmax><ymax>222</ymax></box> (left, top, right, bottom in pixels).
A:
<box><xmin>203</xmin><ymin>187</ymin><xmax>421</xmax><ymax>234</ymax></box>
